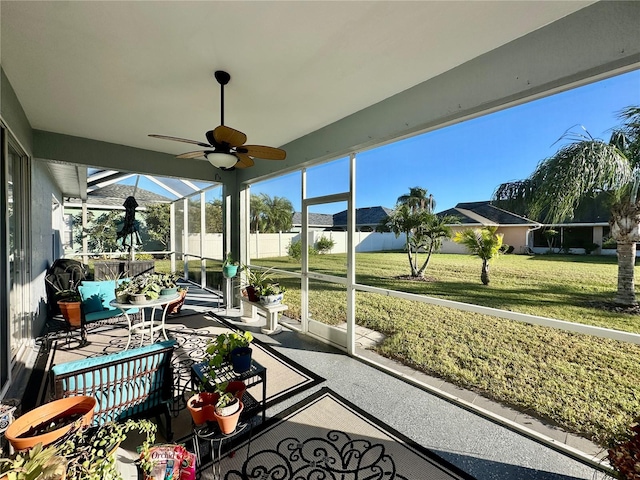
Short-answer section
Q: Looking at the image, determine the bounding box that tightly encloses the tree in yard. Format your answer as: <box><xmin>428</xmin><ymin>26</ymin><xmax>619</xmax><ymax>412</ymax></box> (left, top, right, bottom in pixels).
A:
<box><xmin>73</xmin><ymin>210</ymin><xmax>123</xmax><ymax>254</ymax></box>
<box><xmin>542</xmin><ymin>228</ymin><xmax>559</xmax><ymax>252</ymax></box>
<box><xmin>397</xmin><ymin>186</ymin><xmax>436</xmax><ymax>213</ymax></box>
<box><xmin>494</xmin><ymin>106</ymin><xmax>640</xmax><ymax>305</ymax></box>
<box><xmin>453</xmin><ymin>226</ymin><xmax>504</xmax><ymax>285</ymax></box>
<box><xmin>250</xmin><ymin>193</ymin><xmax>294</xmax><ymax>233</ymax></box>
<box><xmin>144</xmin><ymin>203</ymin><xmax>171</xmax><ymax>249</ymax></box>
<box><xmin>382</xmin><ymin>203</ymin><xmax>456</xmax><ymax>277</ymax></box>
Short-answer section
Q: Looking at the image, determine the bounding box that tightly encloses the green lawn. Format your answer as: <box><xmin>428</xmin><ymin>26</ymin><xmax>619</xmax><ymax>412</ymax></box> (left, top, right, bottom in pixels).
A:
<box><xmin>121</xmin><ymin>253</ymin><xmax>640</xmax><ymax>445</ymax></box>
<box><xmin>253</xmin><ymin>253</ymin><xmax>640</xmax><ymax>446</ymax></box>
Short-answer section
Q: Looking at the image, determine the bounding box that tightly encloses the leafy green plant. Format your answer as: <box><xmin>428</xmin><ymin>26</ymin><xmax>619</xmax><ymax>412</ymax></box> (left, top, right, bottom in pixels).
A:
<box><xmin>258</xmin><ymin>283</ymin><xmax>286</xmax><ymax>296</ymax></box>
<box><xmin>0</xmin><ymin>442</ymin><xmax>66</xmax><ymax>480</ymax></box>
<box><xmin>57</xmin><ymin>419</ymin><xmax>157</xmax><ymax>480</ymax></box>
<box><xmin>223</xmin><ymin>252</ymin><xmax>239</xmax><ymax>267</ymax></box>
<box><xmin>242</xmin><ymin>266</ymin><xmax>275</xmax><ymax>289</ymax></box>
<box><xmin>205</xmin><ymin>331</ymin><xmax>254</xmax><ymax>369</ymax></box>
<box><xmin>287</xmin><ymin>239</ymin><xmax>317</xmax><ymax>260</ymax></box>
<box><xmin>315</xmin><ymin>236</ymin><xmax>336</xmax><ymax>254</ymax></box>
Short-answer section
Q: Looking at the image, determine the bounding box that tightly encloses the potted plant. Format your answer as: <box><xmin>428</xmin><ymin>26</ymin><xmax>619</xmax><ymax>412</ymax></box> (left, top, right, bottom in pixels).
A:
<box><xmin>258</xmin><ymin>283</ymin><xmax>286</xmax><ymax>306</ymax></box>
<box><xmin>154</xmin><ymin>272</ymin><xmax>178</xmax><ymax>297</ymax></box>
<box><xmin>212</xmin><ymin>388</ymin><xmax>243</xmax><ymax>435</ymax></box>
<box><xmin>4</xmin><ymin>396</ymin><xmax>97</xmax><ymax>451</ymax></box>
<box><xmin>222</xmin><ymin>253</ymin><xmax>239</xmax><ymax>279</ymax></box>
<box><xmin>46</xmin><ymin>276</ymin><xmax>82</xmax><ymax>327</ymax></box>
<box><xmin>241</xmin><ymin>266</ymin><xmax>275</xmax><ymax>302</ymax></box>
<box><xmin>0</xmin><ymin>443</ymin><xmax>67</xmax><ymax>480</ymax></box>
<box><xmin>126</xmin><ymin>274</ymin><xmax>162</xmax><ymax>304</ymax></box>
<box><xmin>58</xmin><ymin>418</ymin><xmax>157</xmax><ymax>480</ymax></box>
<box><xmin>167</xmin><ymin>286</ymin><xmax>189</xmax><ymax>315</ymax></box>
<box><xmin>205</xmin><ymin>331</ymin><xmax>254</xmax><ymax>373</ymax></box>
<box><xmin>187</xmin><ymin>391</ymin><xmax>219</xmax><ymax>425</ymax></box>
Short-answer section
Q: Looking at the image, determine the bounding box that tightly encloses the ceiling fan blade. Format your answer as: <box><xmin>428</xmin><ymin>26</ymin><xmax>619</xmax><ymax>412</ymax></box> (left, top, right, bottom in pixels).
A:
<box><xmin>235</xmin><ymin>153</ymin><xmax>255</xmax><ymax>169</ymax></box>
<box><xmin>239</xmin><ymin>145</ymin><xmax>286</xmax><ymax>160</ymax></box>
<box><xmin>213</xmin><ymin>125</ymin><xmax>247</xmax><ymax>147</ymax></box>
<box><xmin>176</xmin><ymin>151</ymin><xmax>208</xmax><ymax>159</ymax></box>
<box><xmin>149</xmin><ymin>134</ymin><xmax>210</xmax><ymax>148</ymax></box>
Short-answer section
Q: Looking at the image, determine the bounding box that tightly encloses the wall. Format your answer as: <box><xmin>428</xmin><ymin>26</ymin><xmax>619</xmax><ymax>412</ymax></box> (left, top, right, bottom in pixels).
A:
<box><xmin>187</xmin><ymin>231</ymin><xmax>407</xmax><ymax>259</ymax></box>
<box><xmin>440</xmin><ymin>225</ymin><xmax>530</xmax><ymax>254</ymax></box>
<box><xmin>30</xmin><ymin>160</ymin><xmax>63</xmax><ymax>335</ymax></box>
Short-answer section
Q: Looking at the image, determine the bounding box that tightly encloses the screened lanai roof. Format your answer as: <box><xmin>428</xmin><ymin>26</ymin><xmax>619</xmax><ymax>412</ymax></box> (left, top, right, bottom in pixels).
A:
<box><xmin>84</xmin><ymin>168</ymin><xmax>221</xmax><ymax>202</ymax></box>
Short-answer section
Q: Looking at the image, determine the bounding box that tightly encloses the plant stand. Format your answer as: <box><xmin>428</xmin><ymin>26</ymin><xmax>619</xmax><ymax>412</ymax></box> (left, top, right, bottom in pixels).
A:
<box><xmin>193</xmin><ymin>421</ymin><xmax>249</xmax><ymax>479</ymax></box>
<box><xmin>236</xmin><ymin>295</ymin><xmax>287</xmax><ymax>335</ymax></box>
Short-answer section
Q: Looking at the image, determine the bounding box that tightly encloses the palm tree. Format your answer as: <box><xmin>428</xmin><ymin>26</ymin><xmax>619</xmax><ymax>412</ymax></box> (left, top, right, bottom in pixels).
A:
<box><xmin>494</xmin><ymin>106</ymin><xmax>640</xmax><ymax>305</ymax></box>
<box><xmin>397</xmin><ymin>187</ymin><xmax>436</xmax><ymax>213</ymax></box>
<box><xmin>250</xmin><ymin>193</ymin><xmax>294</xmax><ymax>233</ymax></box>
<box><xmin>453</xmin><ymin>226</ymin><xmax>504</xmax><ymax>285</ymax></box>
<box><xmin>384</xmin><ymin>204</ymin><xmax>456</xmax><ymax>277</ymax></box>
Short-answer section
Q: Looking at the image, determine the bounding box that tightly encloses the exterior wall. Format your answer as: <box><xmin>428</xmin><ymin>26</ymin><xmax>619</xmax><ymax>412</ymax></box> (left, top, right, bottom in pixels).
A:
<box><xmin>440</xmin><ymin>225</ymin><xmax>530</xmax><ymax>254</ymax></box>
<box><xmin>31</xmin><ymin>159</ymin><xmax>63</xmax><ymax>336</ymax></box>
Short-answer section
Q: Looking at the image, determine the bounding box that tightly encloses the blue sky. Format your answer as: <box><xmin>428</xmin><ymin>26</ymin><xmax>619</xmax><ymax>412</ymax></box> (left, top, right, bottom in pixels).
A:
<box><xmin>253</xmin><ymin>69</ymin><xmax>640</xmax><ymax>214</ymax></box>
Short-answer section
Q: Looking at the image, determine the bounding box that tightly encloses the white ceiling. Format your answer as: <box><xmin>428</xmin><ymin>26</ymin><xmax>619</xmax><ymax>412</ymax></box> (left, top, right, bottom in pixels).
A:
<box><xmin>2</xmin><ymin>1</ymin><xmax>594</xmax><ymax>163</ymax></box>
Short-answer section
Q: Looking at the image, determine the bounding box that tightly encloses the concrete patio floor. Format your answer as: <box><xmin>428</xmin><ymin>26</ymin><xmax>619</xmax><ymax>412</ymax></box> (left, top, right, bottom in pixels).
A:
<box><xmin>12</xmin><ymin>282</ymin><xmax>613</xmax><ymax>480</ymax></box>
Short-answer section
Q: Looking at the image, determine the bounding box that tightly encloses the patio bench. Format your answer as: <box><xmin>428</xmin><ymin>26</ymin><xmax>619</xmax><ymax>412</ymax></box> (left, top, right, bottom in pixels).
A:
<box><xmin>50</xmin><ymin>339</ymin><xmax>176</xmax><ymax>440</ymax></box>
<box><xmin>237</xmin><ymin>295</ymin><xmax>288</xmax><ymax>335</ymax></box>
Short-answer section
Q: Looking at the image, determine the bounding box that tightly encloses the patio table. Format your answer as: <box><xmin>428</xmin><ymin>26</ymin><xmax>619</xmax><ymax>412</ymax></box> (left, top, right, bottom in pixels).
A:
<box><xmin>110</xmin><ymin>294</ymin><xmax>179</xmax><ymax>349</ymax></box>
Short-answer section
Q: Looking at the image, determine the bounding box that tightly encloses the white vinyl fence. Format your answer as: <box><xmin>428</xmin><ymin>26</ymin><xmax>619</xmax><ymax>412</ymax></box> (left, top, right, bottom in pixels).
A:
<box><xmin>186</xmin><ymin>231</ymin><xmax>406</xmax><ymax>259</ymax></box>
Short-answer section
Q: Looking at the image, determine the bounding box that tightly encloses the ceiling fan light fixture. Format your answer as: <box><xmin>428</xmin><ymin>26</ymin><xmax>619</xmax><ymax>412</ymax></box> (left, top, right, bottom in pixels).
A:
<box><xmin>206</xmin><ymin>152</ymin><xmax>237</xmax><ymax>169</ymax></box>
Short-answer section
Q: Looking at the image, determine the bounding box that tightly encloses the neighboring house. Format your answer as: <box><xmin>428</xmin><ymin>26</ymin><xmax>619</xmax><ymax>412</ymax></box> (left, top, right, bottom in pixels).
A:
<box><xmin>438</xmin><ymin>201</ymin><xmax>541</xmax><ymax>254</ymax></box>
<box><xmin>64</xmin><ymin>185</ymin><xmax>173</xmax><ymax>253</ymax></box>
<box><xmin>291</xmin><ymin>206</ymin><xmax>393</xmax><ymax>232</ymax></box>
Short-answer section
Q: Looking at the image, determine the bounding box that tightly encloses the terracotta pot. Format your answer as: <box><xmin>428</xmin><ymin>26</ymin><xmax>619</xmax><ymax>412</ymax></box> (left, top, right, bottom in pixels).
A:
<box><xmin>187</xmin><ymin>392</ymin><xmax>218</xmax><ymax>425</ymax></box>
<box><xmin>5</xmin><ymin>396</ymin><xmax>96</xmax><ymax>451</ymax></box>
<box><xmin>168</xmin><ymin>289</ymin><xmax>188</xmax><ymax>315</ymax></box>
<box><xmin>225</xmin><ymin>381</ymin><xmax>246</xmax><ymax>402</ymax></box>
<box><xmin>214</xmin><ymin>400</ymin><xmax>243</xmax><ymax>434</ymax></box>
<box><xmin>57</xmin><ymin>300</ymin><xmax>82</xmax><ymax>327</ymax></box>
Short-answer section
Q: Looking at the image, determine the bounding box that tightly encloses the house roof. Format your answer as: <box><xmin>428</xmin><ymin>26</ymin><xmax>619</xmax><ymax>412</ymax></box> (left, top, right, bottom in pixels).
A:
<box><xmin>67</xmin><ymin>185</ymin><xmax>172</xmax><ymax>208</ymax></box>
<box><xmin>438</xmin><ymin>201</ymin><xmax>539</xmax><ymax>226</ymax></box>
<box><xmin>292</xmin><ymin>206</ymin><xmax>393</xmax><ymax>228</ymax></box>
<box><xmin>333</xmin><ymin>206</ymin><xmax>393</xmax><ymax>227</ymax></box>
<box><xmin>291</xmin><ymin>212</ymin><xmax>334</xmax><ymax>227</ymax></box>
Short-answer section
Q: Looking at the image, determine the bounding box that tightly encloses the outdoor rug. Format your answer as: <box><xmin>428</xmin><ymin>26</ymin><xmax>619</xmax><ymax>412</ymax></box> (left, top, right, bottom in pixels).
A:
<box><xmin>39</xmin><ymin>312</ymin><xmax>324</xmax><ymax>417</ymax></box>
<box><xmin>191</xmin><ymin>387</ymin><xmax>476</xmax><ymax>480</ymax></box>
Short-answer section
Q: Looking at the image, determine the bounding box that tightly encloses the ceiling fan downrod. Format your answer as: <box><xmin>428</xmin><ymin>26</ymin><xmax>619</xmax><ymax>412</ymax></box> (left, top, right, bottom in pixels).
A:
<box><xmin>214</xmin><ymin>70</ymin><xmax>230</xmax><ymax>127</ymax></box>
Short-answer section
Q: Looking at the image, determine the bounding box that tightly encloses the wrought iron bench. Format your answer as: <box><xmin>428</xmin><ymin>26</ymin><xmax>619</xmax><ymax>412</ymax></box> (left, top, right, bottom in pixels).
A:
<box><xmin>50</xmin><ymin>340</ymin><xmax>176</xmax><ymax>440</ymax></box>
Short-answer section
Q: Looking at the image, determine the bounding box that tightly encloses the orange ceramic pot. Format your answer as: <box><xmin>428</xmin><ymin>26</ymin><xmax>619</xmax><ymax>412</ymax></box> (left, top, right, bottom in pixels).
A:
<box><xmin>5</xmin><ymin>396</ymin><xmax>96</xmax><ymax>451</ymax></box>
<box><xmin>214</xmin><ymin>400</ymin><xmax>243</xmax><ymax>434</ymax></box>
<box><xmin>58</xmin><ymin>300</ymin><xmax>82</xmax><ymax>327</ymax></box>
<box><xmin>187</xmin><ymin>392</ymin><xmax>218</xmax><ymax>425</ymax></box>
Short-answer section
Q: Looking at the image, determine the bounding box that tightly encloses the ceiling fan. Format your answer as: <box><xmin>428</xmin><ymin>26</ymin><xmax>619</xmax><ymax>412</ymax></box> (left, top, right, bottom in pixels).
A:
<box><xmin>149</xmin><ymin>70</ymin><xmax>286</xmax><ymax>170</ymax></box>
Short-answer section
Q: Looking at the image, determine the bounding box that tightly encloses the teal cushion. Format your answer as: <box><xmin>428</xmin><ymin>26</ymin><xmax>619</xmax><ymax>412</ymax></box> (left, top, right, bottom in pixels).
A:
<box><xmin>78</xmin><ymin>285</ymin><xmax>103</xmax><ymax>314</ymax></box>
<box><xmin>51</xmin><ymin>340</ymin><xmax>176</xmax><ymax>425</ymax></box>
<box><xmin>85</xmin><ymin>306</ymin><xmax>139</xmax><ymax>323</ymax></box>
<box><xmin>82</xmin><ymin>280</ymin><xmax>116</xmax><ymax>309</ymax></box>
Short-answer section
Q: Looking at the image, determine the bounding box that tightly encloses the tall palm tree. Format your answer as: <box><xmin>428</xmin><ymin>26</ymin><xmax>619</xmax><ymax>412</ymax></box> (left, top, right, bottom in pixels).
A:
<box><xmin>453</xmin><ymin>226</ymin><xmax>504</xmax><ymax>285</ymax></box>
<box><xmin>397</xmin><ymin>187</ymin><xmax>436</xmax><ymax>213</ymax></box>
<box><xmin>494</xmin><ymin>106</ymin><xmax>640</xmax><ymax>305</ymax></box>
<box><xmin>261</xmin><ymin>194</ymin><xmax>294</xmax><ymax>233</ymax></box>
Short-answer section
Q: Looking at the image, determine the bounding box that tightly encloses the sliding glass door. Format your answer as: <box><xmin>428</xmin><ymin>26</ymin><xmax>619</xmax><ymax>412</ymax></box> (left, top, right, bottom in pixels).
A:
<box><xmin>1</xmin><ymin>127</ymin><xmax>30</xmax><ymax>393</ymax></box>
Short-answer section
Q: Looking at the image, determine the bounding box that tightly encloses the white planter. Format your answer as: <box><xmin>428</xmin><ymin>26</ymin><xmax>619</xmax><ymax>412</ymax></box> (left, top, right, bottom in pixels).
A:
<box><xmin>259</xmin><ymin>293</ymin><xmax>283</xmax><ymax>306</ymax></box>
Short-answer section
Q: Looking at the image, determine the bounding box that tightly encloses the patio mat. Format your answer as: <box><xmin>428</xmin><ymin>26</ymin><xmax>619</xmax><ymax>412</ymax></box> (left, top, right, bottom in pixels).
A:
<box><xmin>40</xmin><ymin>312</ymin><xmax>324</xmax><ymax>415</ymax></box>
<box><xmin>187</xmin><ymin>387</ymin><xmax>476</xmax><ymax>480</ymax></box>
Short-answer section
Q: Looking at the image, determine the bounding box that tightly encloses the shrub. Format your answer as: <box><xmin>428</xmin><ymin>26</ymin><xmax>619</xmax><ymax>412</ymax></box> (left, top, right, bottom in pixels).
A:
<box><xmin>287</xmin><ymin>239</ymin><xmax>317</xmax><ymax>260</ymax></box>
<box><xmin>315</xmin><ymin>236</ymin><xmax>336</xmax><ymax>254</ymax></box>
